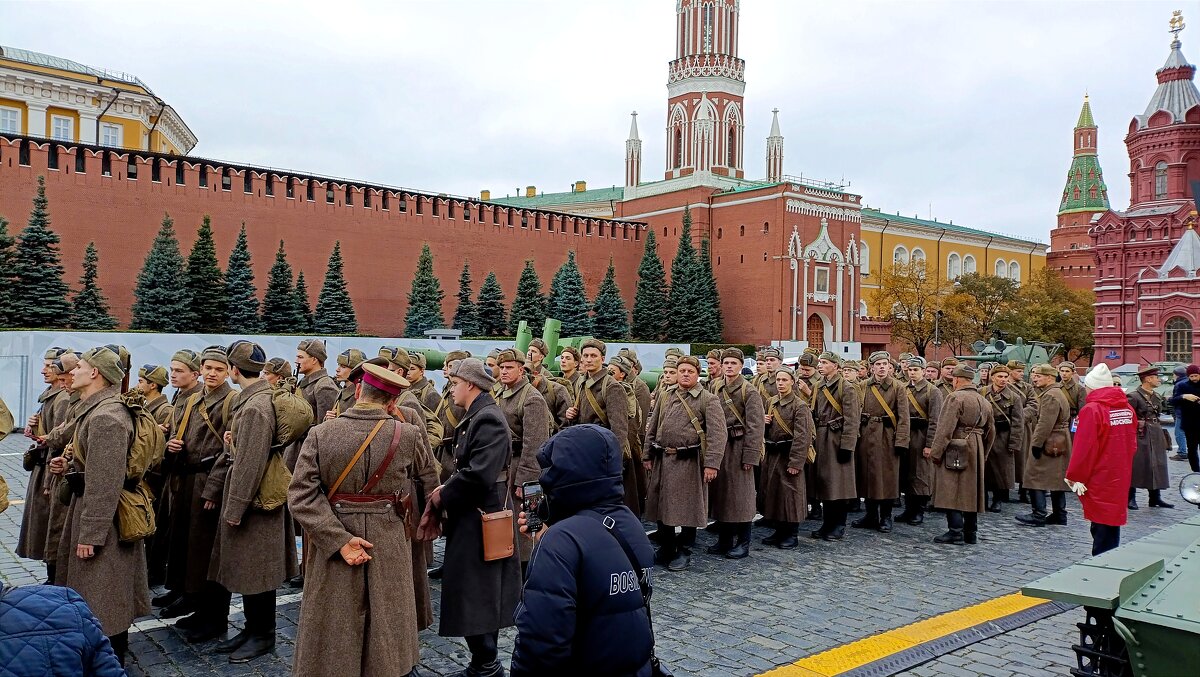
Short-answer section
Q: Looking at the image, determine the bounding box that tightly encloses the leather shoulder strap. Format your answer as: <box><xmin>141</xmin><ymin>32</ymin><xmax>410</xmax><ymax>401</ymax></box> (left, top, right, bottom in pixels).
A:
<box><xmin>822</xmin><ymin>384</ymin><xmax>843</xmax><ymax>415</ymax></box>
<box><xmin>362</xmin><ymin>420</ymin><xmax>405</xmax><ymax>494</ymax></box>
<box><xmin>583</xmin><ymin>383</ymin><xmax>609</xmax><ymax>426</ymax></box>
<box><xmin>327</xmin><ymin>419</ymin><xmax>387</xmax><ymax>496</ymax></box>
<box><xmin>905</xmin><ymin>388</ymin><xmax>927</xmax><ymax>419</ymax></box>
<box><xmin>173</xmin><ymin>393</ymin><xmax>200</xmax><ymax>441</ymax></box>
<box><xmin>768</xmin><ymin>400</ymin><xmax>793</xmax><ymax>437</ymax></box>
<box><xmin>870</xmin><ymin>386</ymin><xmax>897</xmax><ymax>428</ymax></box>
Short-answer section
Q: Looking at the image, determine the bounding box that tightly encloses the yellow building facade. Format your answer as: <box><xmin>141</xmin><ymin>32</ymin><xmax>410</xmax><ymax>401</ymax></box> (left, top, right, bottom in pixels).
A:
<box><xmin>0</xmin><ymin>45</ymin><xmax>196</xmax><ymax>154</ymax></box>
<box><xmin>858</xmin><ymin>209</ymin><xmax>1047</xmax><ymax>316</ymax></box>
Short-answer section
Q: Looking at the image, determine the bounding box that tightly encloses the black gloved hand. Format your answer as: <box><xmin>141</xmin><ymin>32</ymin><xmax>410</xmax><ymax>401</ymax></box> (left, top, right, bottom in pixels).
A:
<box><xmin>836</xmin><ymin>448</ymin><xmax>853</xmax><ymax>464</ymax></box>
<box><xmin>1032</xmin><ymin>446</ymin><xmax>1044</xmax><ymax>459</ymax></box>
<box><xmin>895</xmin><ymin>445</ymin><xmax>906</xmax><ymax>456</ymax></box>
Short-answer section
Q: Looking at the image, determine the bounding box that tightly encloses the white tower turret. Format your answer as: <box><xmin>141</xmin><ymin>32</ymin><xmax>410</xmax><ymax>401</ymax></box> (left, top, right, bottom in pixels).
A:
<box><xmin>625</xmin><ymin>111</ymin><xmax>642</xmax><ymax>188</ymax></box>
<box><xmin>766</xmin><ymin>108</ymin><xmax>784</xmax><ymax>182</ymax></box>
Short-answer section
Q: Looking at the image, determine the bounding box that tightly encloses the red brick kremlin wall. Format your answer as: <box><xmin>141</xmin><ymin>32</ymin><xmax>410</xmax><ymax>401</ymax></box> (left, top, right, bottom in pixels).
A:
<box><xmin>0</xmin><ymin>137</ymin><xmax>647</xmax><ymax>337</ymax></box>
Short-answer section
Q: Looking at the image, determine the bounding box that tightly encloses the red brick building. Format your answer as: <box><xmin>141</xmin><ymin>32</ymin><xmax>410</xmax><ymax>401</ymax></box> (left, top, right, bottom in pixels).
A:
<box><xmin>1089</xmin><ymin>19</ymin><xmax>1200</xmax><ymax>367</ymax></box>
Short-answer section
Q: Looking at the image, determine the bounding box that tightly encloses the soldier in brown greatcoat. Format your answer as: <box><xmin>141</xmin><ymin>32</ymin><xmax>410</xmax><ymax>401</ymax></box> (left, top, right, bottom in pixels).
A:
<box><xmin>618</xmin><ymin>348</ymin><xmax>654</xmax><ymax>428</ymax></box>
<box><xmin>608</xmin><ymin>355</ymin><xmax>647</xmax><ymax>516</ymax></box>
<box><xmin>927</xmin><ymin>364</ymin><xmax>996</xmax><ymax>545</ymax></box>
<box><xmin>380</xmin><ymin>348</ymin><xmax>447</xmax><ymax>463</ymax></box>
<box><xmin>1127</xmin><ymin>366</ymin><xmax>1174</xmax><ymax>509</ymax></box>
<box><xmin>708</xmin><ymin>348</ymin><xmax>764</xmax><ymax>558</ymax></box>
<box><xmin>58</xmin><ymin>346</ymin><xmax>150</xmax><ymax>664</ymax></box>
<box><xmin>643</xmin><ymin>355</ymin><xmax>726</xmax><ymax>572</ymax></box>
<box><xmin>434</xmin><ymin>350</ymin><xmax>471</xmax><ymax>481</ymax></box>
<box><xmin>1007</xmin><ymin>360</ymin><xmax>1039</xmax><ymax>503</ymax></box>
<box><xmin>1016</xmin><ymin>364</ymin><xmax>1074</xmax><ymax>527</ymax></box>
<box><xmin>557</xmin><ymin>346</ymin><xmax>583</xmax><ymax>394</ymax></box>
<box><xmin>981</xmin><ymin>364</ymin><xmax>1023</xmax><ymax>512</ymax></box>
<box><xmin>136</xmin><ymin>364</ymin><xmax>174</xmax><ymax>588</ymax></box>
<box><xmin>289</xmin><ymin>363</ymin><xmax>425</xmax><ymax>677</ymax></box>
<box><xmin>761</xmin><ymin>367</ymin><xmax>814</xmax><ymax>549</ymax></box>
<box><xmin>40</xmin><ymin>352</ymin><xmax>81</xmax><ymax>584</ymax></box>
<box><xmin>899</xmin><ymin>357</ymin><xmax>941</xmax><ymax>526</ymax></box>
<box><xmin>1058</xmin><ymin>361</ymin><xmax>1086</xmax><ymax>422</ymax></box>
<box><xmin>164</xmin><ymin>348</ymin><xmax>235</xmax><ymax>634</ymax></box>
<box><xmin>753</xmin><ymin>346</ymin><xmax>783</xmax><ymax>402</ymax></box>
<box><xmin>289</xmin><ymin>339</ymin><xmax>339</xmax><ymax>471</ymax></box>
<box><xmin>16</xmin><ymin>346</ymin><xmax>69</xmax><ymax>570</ymax></box>
<box><xmin>810</xmin><ymin>352</ymin><xmax>862</xmax><ymax>541</ymax></box>
<box><xmin>207</xmin><ymin>341</ymin><xmax>299</xmax><ymax>663</ymax></box>
<box><xmin>937</xmin><ymin>357</ymin><xmax>959</xmax><ymax>398</ymax></box>
<box><xmin>852</xmin><ymin>351</ymin><xmax>910</xmax><ymax>533</ymax></box>
<box><xmin>328</xmin><ymin>348</ymin><xmax>367</xmax><ymax>419</ymax></box>
<box><xmin>565</xmin><ymin>339</ymin><xmax>637</xmax><ymax>513</ymax></box>
<box><xmin>405</xmin><ymin>350</ymin><xmax>443</xmax><ymax>413</ymax></box>
<box><xmin>263</xmin><ymin>357</ymin><xmax>292</xmax><ymax>388</ymax></box>
<box><xmin>494</xmin><ymin>348</ymin><xmax>550</xmax><ymax>566</ymax></box>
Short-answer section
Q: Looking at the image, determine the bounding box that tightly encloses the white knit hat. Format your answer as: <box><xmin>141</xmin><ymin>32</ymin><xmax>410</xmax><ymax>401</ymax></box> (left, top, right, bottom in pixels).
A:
<box><xmin>1083</xmin><ymin>363</ymin><xmax>1113</xmax><ymax>391</ymax></box>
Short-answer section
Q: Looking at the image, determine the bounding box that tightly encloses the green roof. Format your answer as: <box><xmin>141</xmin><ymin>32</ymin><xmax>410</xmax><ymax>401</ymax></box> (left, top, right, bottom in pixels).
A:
<box><xmin>715</xmin><ymin>180</ymin><xmax>783</xmax><ymax>195</ymax></box>
<box><xmin>490</xmin><ymin>185</ymin><xmax>625</xmax><ymax>208</ymax></box>
<box><xmin>1076</xmin><ymin>96</ymin><xmax>1095</xmax><ymax>129</ymax></box>
<box><xmin>860</xmin><ymin>208</ymin><xmax>1044</xmax><ymax>246</ymax></box>
<box><xmin>0</xmin><ymin>45</ymin><xmax>150</xmax><ymax>91</ymax></box>
<box><xmin>1058</xmin><ymin>154</ymin><xmax>1109</xmax><ymax>215</ymax></box>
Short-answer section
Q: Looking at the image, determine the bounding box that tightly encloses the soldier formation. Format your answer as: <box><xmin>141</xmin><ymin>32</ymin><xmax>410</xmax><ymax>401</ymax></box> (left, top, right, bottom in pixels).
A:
<box><xmin>12</xmin><ymin>335</ymin><xmax>1182</xmax><ymax>675</ymax></box>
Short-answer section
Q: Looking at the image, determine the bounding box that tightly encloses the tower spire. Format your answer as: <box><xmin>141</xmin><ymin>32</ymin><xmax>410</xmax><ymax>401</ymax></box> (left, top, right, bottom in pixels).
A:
<box><xmin>625</xmin><ymin>111</ymin><xmax>642</xmax><ymax>188</ymax></box>
<box><xmin>766</xmin><ymin>108</ymin><xmax>784</xmax><ymax>182</ymax></box>
<box><xmin>1058</xmin><ymin>94</ymin><xmax>1109</xmax><ymax>217</ymax></box>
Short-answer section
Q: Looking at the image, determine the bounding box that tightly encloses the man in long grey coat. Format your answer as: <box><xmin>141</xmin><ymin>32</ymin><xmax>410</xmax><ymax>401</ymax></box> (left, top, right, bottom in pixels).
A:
<box><xmin>58</xmin><ymin>346</ymin><xmax>150</xmax><ymax>665</ymax></box>
<box><xmin>810</xmin><ymin>353</ymin><xmax>862</xmax><ymax>542</ymax></box>
<box><xmin>207</xmin><ymin>341</ymin><xmax>298</xmax><ymax>663</ymax></box>
<box><xmin>709</xmin><ymin>347</ymin><xmax>763</xmax><ymax>559</ymax></box>
<box><xmin>643</xmin><ymin>355</ymin><xmax>726</xmax><ymax>572</ymax></box>
<box><xmin>1127</xmin><ymin>366</ymin><xmax>1174</xmax><ymax>509</ymax></box>
<box><xmin>927</xmin><ymin>364</ymin><xmax>996</xmax><ymax>545</ymax></box>
<box><xmin>289</xmin><ymin>362</ymin><xmax>425</xmax><ymax>677</ymax></box>
<box><xmin>425</xmin><ymin>358</ymin><xmax>520</xmax><ymax>677</ymax></box>
<box><xmin>1016</xmin><ymin>364</ymin><xmax>1074</xmax><ymax>527</ymax></box>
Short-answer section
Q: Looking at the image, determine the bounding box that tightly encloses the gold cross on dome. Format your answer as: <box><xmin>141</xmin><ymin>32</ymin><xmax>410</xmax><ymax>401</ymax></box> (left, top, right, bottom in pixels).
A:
<box><xmin>1169</xmin><ymin>10</ymin><xmax>1184</xmax><ymax>38</ymax></box>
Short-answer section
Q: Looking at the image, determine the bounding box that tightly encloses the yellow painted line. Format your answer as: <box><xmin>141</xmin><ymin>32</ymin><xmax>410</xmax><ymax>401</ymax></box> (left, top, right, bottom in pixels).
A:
<box><xmin>8</xmin><ymin>500</ymin><xmax>24</xmax><ymax>506</ymax></box>
<box><xmin>759</xmin><ymin>592</ymin><xmax>1045</xmax><ymax>677</ymax></box>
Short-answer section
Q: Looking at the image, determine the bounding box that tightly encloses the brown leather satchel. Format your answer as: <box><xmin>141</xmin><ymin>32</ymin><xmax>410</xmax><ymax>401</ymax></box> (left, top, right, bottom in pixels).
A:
<box><xmin>480</xmin><ymin>490</ymin><xmax>515</xmax><ymax>562</ymax></box>
<box><xmin>1044</xmin><ymin>430</ymin><xmax>1069</xmax><ymax>458</ymax></box>
<box><xmin>943</xmin><ymin>439</ymin><xmax>968</xmax><ymax>471</ymax></box>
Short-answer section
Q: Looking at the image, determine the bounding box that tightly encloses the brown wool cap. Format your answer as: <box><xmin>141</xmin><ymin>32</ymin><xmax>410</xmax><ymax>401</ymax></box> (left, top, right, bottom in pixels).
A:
<box><xmin>171</xmin><ymin>349</ymin><xmax>201</xmax><ymax>372</ymax></box>
<box><xmin>580</xmin><ymin>338</ymin><xmax>607</xmax><ymax>356</ymax></box>
<box><xmin>706</xmin><ymin>349</ymin><xmax>722</xmax><ymax>361</ymax></box>
<box><xmin>496</xmin><ymin>348</ymin><xmax>525</xmax><ymax>365</ymax></box>
<box><xmin>799</xmin><ymin>353</ymin><xmax>818</xmax><ymax>368</ymax></box>
<box><xmin>337</xmin><ymin>348</ymin><xmax>367</xmax><ymax>370</ymax></box>
<box><xmin>528</xmin><ymin>338</ymin><xmax>548</xmax><ymax>355</ymax></box>
<box><xmin>44</xmin><ymin>346</ymin><xmax>70</xmax><ymax>361</ymax></box>
<box><xmin>558</xmin><ymin>346</ymin><xmax>579</xmax><ymax>362</ymax></box>
<box><xmin>898</xmin><ymin>352</ymin><xmax>914</xmax><ymax>362</ymax></box>
<box><xmin>379</xmin><ymin>346</ymin><xmax>411</xmax><ymax>369</ymax></box>
<box><xmin>1032</xmin><ymin>364</ymin><xmax>1058</xmax><ymax>377</ymax></box>
<box><xmin>721</xmin><ymin>347</ymin><xmax>745</xmax><ymax>363</ymax></box>
<box><xmin>445</xmin><ymin>349</ymin><xmax>472</xmax><ymax>365</ymax></box>
<box><xmin>200</xmin><ymin>345</ymin><xmax>229</xmax><ymax>367</ymax></box>
<box><xmin>979</xmin><ymin>362</ymin><xmax>996</xmax><ymax>371</ymax></box>
<box><xmin>407</xmin><ymin>350</ymin><xmax>427</xmax><ymax>369</ymax></box>
<box><xmin>818</xmin><ymin>351</ymin><xmax>841</xmax><ymax>364</ymax></box>
<box><xmin>760</xmin><ymin>346</ymin><xmax>782</xmax><ymax>360</ymax></box>
<box><xmin>264</xmin><ymin>357</ymin><xmax>291</xmax><ymax>377</ymax></box>
<box><xmin>662</xmin><ymin>356</ymin><xmax>679</xmax><ymax>369</ymax></box>
<box><xmin>609</xmin><ymin>355</ymin><xmax>634</xmax><ymax>375</ymax></box>
<box><xmin>676</xmin><ymin>355</ymin><xmax>701</xmax><ymax>370</ymax></box>
<box><xmin>297</xmin><ymin>338</ymin><xmax>328</xmax><ymax>363</ymax></box>
<box><xmin>617</xmin><ymin>348</ymin><xmax>642</xmax><ymax>371</ymax></box>
<box><xmin>775</xmin><ymin>365</ymin><xmax>796</xmax><ymax>379</ymax></box>
<box><xmin>990</xmin><ymin>364</ymin><xmax>1011</xmax><ymax>376</ymax></box>
<box><xmin>139</xmin><ymin>364</ymin><xmax>169</xmax><ymax>387</ymax></box>
<box><xmin>1058</xmin><ymin>361</ymin><xmax>1076</xmax><ymax>370</ymax></box>
<box><xmin>868</xmin><ymin>351</ymin><xmax>891</xmax><ymax>365</ymax></box>
<box><xmin>228</xmin><ymin>340</ymin><xmax>267</xmax><ymax>373</ymax></box>
<box><xmin>449</xmin><ymin>357</ymin><xmax>495</xmax><ymax>391</ymax></box>
<box><xmin>906</xmin><ymin>357</ymin><xmax>926</xmax><ymax>369</ymax></box>
<box><xmin>361</xmin><ymin>362</ymin><xmax>409</xmax><ymax>394</ymax></box>
<box><xmin>941</xmin><ymin>357</ymin><xmax>959</xmax><ymax>367</ymax></box>
<box><xmin>54</xmin><ymin>351</ymin><xmax>80</xmax><ymax>375</ymax></box>
<box><xmin>926</xmin><ymin>360</ymin><xmax>942</xmax><ymax>369</ymax></box>
<box><xmin>664</xmin><ymin>347</ymin><xmax>685</xmax><ymax>359</ymax></box>
<box><xmin>1006</xmin><ymin>360</ymin><xmax>1025</xmax><ymax>370</ymax></box>
<box><xmin>81</xmin><ymin>346</ymin><xmax>125</xmax><ymax>386</ymax></box>
<box><xmin>952</xmin><ymin>364</ymin><xmax>977</xmax><ymax>379</ymax></box>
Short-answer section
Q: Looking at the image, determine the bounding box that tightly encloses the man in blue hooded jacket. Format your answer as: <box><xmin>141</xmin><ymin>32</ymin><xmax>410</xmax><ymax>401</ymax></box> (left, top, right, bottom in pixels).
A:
<box><xmin>511</xmin><ymin>424</ymin><xmax>656</xmax><ymax>677</ymax></box>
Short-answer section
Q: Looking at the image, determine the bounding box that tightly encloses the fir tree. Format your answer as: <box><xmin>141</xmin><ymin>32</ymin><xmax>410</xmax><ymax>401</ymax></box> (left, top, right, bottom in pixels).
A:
<box><xmin>184</xmin><ymin>215</ymin><xmax>227</xmax><ymax>333</ymax></box>
<box><xmin>508</xmin><ymin>259</ymin><xmax>547</xmax><ymax>335</ymax></box>
<box><xmin>547</xmin><ymin>251</ymin><xmax>593</xmax><ymax>336</ymax></box>
<box><xmin>0</xmin><ymin>216</ymin><xmax>16</xmax><ymax>326</ymax></box>
<box><xmin>262</xmin><ymin>240</ymin><xmax>304</xmax><ymax>333</ymax></box>
<box><xmin>696</xmin><ymin>238</ymin><xmax>723</xmax><ymax>342</ymax></box>
<box><xmin>631</xmin><ymin>230</ymin><xmax>669</xmax><ymax>341</ymax></box>
<box><xmin>452</xmin><ymin>261</ymin><xmax>480</xmax><ymax>337</ymax></box>
<box><xmin>131</xmin><ymin>213</ymin><xmax>191</xmax><ymax>332</ymax></box>
<box><xmin>70</xmin><ymin>242</ymin><xmax>117</xmax><ymax>330</ymax></box>
<box><xmin>591</xmin><ymin>258</ymin><xmax>629</xmax><ymax>340</ymax></box>
<box><xmin>666</xmin><ymin>207</ymin><xmax>703</xmax><ymax>342</ymax></box>
<box><xmin>315</xmin><ymin>241</ymin><xmax>357</xmax><ymax>334</ymax></box>
<box><xmin>293</xmin><ymin>270</ymin><xmax>314</xmax><ymax>332</ymax></box>
<box><xmin>10</xmin><ymin>176</ymin><xmax>70</xmax><ymax>328</ymax></box>
<box><xmin>225</xmin><ymin>224</ymin><xmax>262</xmax><ymax>333</ymax></box>
<box><xmin>404</xmin><ymin>243</ymin><xmax>445</xmax><ymax>337</ymax></box>
<box><xmin>476</xmin><ymin>271</ymin><xmax>508</xmax><ymax>337</ymax></box>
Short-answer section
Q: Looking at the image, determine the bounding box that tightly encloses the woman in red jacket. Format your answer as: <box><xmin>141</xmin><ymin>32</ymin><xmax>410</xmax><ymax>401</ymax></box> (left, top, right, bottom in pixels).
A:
<box><xmin>1065</xmin><ymin>364</ymin><xmax>1140</xmax><ymax>556</ymax></box>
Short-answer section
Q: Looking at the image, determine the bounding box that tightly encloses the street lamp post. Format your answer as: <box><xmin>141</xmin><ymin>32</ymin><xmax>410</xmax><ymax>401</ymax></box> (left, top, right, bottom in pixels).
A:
<box><xmin>934</xmin><ymin>309</ymin><xmax>945</xmax><ymax>348</ymax></box>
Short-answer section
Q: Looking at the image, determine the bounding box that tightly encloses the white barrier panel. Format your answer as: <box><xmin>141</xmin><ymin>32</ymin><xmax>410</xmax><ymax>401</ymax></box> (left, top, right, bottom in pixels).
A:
<box><xmin>0</xmin><ymin>331</ymin><xmax>689</xmax><ymax>422</ymax></box>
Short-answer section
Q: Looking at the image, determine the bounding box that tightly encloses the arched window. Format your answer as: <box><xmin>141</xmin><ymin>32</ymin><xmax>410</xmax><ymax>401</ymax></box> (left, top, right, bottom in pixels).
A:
<box><xmin>739</xmin><ymin>225</ymin><xmax>745</xmax><ymax>236</ymax></box>
<box><xmin>1008</xmin><ymin>261</ymin><xmax>1020</xmax><ymax>283</ymax></box>
<box><xmin>673</xmin><ymin>128</ymin><xmax>683</xmax><ymax>169</ymax></box>
<box><xmin>859</xmin><ymin>300</ymin><xmax>868</xmax><ymax>317</ymax></box>
<box><xmin>995</xmin><ymin>259</ymin><xmax>1007</xmax><ymax>277</ymax></box>
<box><xmin>963</xmin><ymin>255</ymin><xmax>976</xmax><ymax>274</ymax></box>
<box><xmin>947</xmin><ymin>253</ymin><xmax>961</xmax><ymax>279</ymax></box>
<box><xmin>1155</xmin><ymin>161</ymin><xmax>1168</xmax><ymax>199</ymax></box>
<box><xmin>892</xmin><ymin>245</ymin><xmax>909</xmax><ymax>268</ymax></box>
<box><xmin>859</xmin><ymin>241</ymin><xmax>870</xmax><ymax>274</ymax></box>
<box><xmin>717</xmin><ymin>227</ymin><xmax>722</xmax><ymax>240</ymax></box>
<box><xmin>726</xmin><ymin>126</ymin><xmax>736</xmax><ymax>167</ymax></box>
<box><xmin>1165</xmin><ymin>317</ymin><xmax>1193</xmax><ymax>362</ymax></box>
<box><xmin>911</xmin><ymin>247</ymin><xmax>926</xmax><ymax>265</ymax></box>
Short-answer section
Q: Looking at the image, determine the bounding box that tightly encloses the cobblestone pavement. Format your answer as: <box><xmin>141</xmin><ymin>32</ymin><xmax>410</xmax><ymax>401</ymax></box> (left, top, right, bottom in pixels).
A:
<box><xmin>3</xmin><ymin>430</ymin><xmax>1196</xmax><ymax>676</ymax></box>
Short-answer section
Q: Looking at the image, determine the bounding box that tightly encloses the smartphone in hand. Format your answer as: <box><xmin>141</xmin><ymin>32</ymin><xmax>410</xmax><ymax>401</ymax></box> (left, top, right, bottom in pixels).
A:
<box><xmin>521</xmin><ymin>481</ymin><xmax>544</xmax><ymax>535</ymax></box>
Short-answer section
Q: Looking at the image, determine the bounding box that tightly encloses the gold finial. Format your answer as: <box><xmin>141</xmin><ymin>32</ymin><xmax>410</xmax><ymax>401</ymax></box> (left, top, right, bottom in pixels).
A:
<box><xmin>1169</xmin><ymin>10</ymin><xmax>1185</xmax><ymax>39</ymax></box>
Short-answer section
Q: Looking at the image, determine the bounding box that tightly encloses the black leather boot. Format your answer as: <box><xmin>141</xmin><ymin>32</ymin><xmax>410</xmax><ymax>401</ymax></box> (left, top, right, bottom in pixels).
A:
<box><xmin>851</xmin><ymin>500</ymin><xmax>879</xmax><ymax>529</ymax></box>
<box><xmin>667</xmin><ymin>547</ymin><xmax>691</xmax><ymax>572</ymax></box>
<box><xmin>778</xmin><ymin>523</ymin><xmax>799</xmax><ymax>549</ymax></box>
<box><xmin>934</xmin><ymin>529</ymin><xmax>964</xmax><ymax>544</ymax></box>
<box><xmin>763</xmin><ymin>529</ymin><xmax>786</xmax><ymax>546</ymax></box>
<box><xmin>214</xmin><ymin>628</ymin><xmax>252</xmax><ymax>654</ymax></box>
<box><xmin>1149</xmin><ymin>490</ymin><xmax>1175</xmax><ymax>508</ymax></box>
<box><xmin>228</xmin><ymin>633</ymin><xmax>275</xmax><ymax>663</ymax></box>
<box><xmin>1128</xmin><ymin>488</ymin><xmax>1139</xmax><ymax>510</ymax></box>
<box><xmin>877</xmin><ymin>503</ymin><xmax>894</xmax><ymax>533</ymax></box>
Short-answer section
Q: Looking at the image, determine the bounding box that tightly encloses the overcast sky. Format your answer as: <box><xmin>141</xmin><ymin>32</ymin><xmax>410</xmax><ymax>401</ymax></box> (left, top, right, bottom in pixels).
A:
<box><xmin>3</xmin><ymin>1</ymin><xmax>1189</xmax><ymax>242</ymax></box>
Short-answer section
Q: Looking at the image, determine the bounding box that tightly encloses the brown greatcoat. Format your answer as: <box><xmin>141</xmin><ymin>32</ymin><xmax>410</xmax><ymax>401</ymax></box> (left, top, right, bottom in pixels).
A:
<box><xmin>331</xmin><ymin>383</ymin><xmax>357</xmax><ymax>417</ymax></box>
<box><xmin>57</xmin><ymin>384</ymin><xmax>151</xmax><ymax>635</ymax></box>
<box><xmin>982</xmin><ymin>385</ymin><xmax>1023</xmax><ymax>493</ymax></box>
<box><xmin>287</xmin><ymin>369</ymin><xmax>339</xmax><ymax>470</ymax></box>
<box><xmin>208</xmin><ymin>379</ymin><xmax>299</xmax><ymax>594</ymax></box>
<box><xmin>496</xmin><ymin>376</ymin><xmax>549</xmax><ymax>562</ymax></box>
<box><xmin>143</xmin><ymin>392</ymin><xmax>174</xmax><ymax>580</ymax></box>
<box><xmin>1011</xmin><ymin>379</ymin><xmax>1039</xmax><ymax>486</ymax></box>
<box><xmin>625</xmin><ymin>375</ymin><xmax>651</xmax><ymax>515</ymax></box>
<box><xmin>929</xmin><ymin>384</ymin><xmax>996</xmax><ymax>513</ymax></box>
<box><xmin>530</xmin><ymin>370</ymin><xmax>569</xmax><ymax>431</ymax></box>
<box><xmin>288</xmin><ymin>404</ymin><xmax>423</xmax><ymax>676</ymax></box>
<box><xmin>408</xmin><ymin>376</ymin><xmax>442</xmax><ymax>414</ymax></box>
<box><xmin>42</xmin><ymin>389</ymin><xmax>81</xmax><ymax>563</ymax></box>
<box><xmin>811</xmin><ymin>374</ymin><xmax>862</xmax><ymax>501</ymax></box>
<box><xmin>171</xmin><ymin>382</ymin><xmax>230</xmax><ymax>594</ymax></box>
<box><xmin>710</xmin><ymin>377</ymin><xmax>765</xmax><ymax>523</ymax></box>
<box><xmin>762</xmin><ymin>392</ymin><xmax>814</xmax><ymax>523</ymax></box>
<box><xmin>643</xmin><ymin>384</ymin><xmax>727</xmax><ymax>527</ymax></box>
<box><xmin>904</xmin><ymin>379</ymin><xmax>942</xmax><ymax>497</ymax></box>
<box><xmin>1060</xmin><ymin>378</ymin><xmax>1085</xmax><ymax>421</ymax></box>
<box><xmin>1023</xmin><ymin>382</ymin><xmax>1073</xmax><ymax>491</ymax></box>
<box><xmin>394</xmin><ymin>403</ymin><xmax>439</xmax><ymax>632</ymax></box>
<box><xmin>753</xmin><ymin>372</ymin><xmax>779</xmax><ymax>403</ymax></box>
<box><xmin>1128</xmin><ymin>388</ymin><xmax>1170</xmax><ymax>490</ymax></box>
<box><xmin>16</xmin><ymin>384</ymin><xmax>62</xmax><ymax>560</ymax></box>
<box><xmin>854</xmin><ymin>377</ymin><xmax>910</xmax><ymax>500</ymax></box>
<box><xmin>434</xmin><ymin>384</ymin><xmax>466</xmax><ymax>481</ymax></box>
<box><xmin>569</xmin><ymin>368</ymin><xmax>637</xmax><ymax>513</ymax></box>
